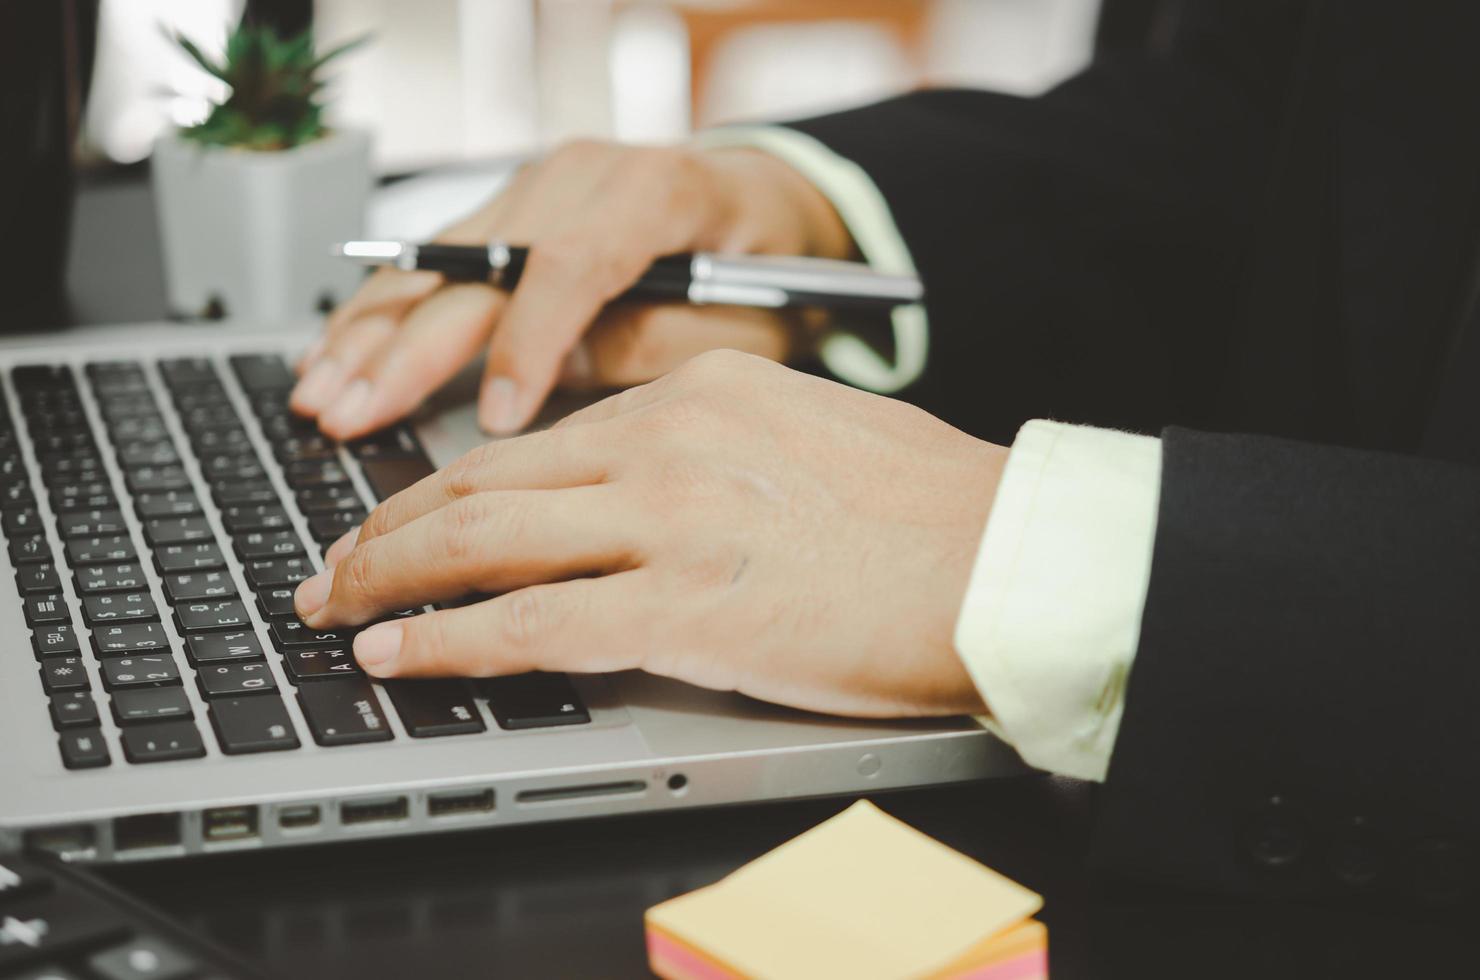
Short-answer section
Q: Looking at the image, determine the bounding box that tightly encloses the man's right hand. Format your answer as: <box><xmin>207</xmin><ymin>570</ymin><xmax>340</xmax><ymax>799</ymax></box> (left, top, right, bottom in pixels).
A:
<box><xmin>289</xmin><ymin>140</ymin><xmax>856</xmax><ymax>440</ymax></box>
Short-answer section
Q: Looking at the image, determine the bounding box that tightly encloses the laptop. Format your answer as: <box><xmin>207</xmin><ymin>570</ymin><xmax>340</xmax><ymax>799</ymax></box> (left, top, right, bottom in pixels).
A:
<box><xmin>0</xmin><ymin>319</ymin><xmax>1021</xmax><ymax>863</ymax></box>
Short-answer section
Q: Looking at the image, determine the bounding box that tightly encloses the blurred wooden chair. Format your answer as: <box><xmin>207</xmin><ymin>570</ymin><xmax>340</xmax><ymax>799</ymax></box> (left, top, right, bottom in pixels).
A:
<box><xmin>658</xmin><ymin>0</ymin><xmax>933</xmax><ymax>126</ymax></box>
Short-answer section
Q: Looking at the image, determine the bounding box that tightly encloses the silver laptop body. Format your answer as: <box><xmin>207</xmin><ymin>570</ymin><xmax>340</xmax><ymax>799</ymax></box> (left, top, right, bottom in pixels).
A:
<box><xmin>0</xmin><ymin>321</ymin><xmax>1021</xmax><ymax>863</ymax></box>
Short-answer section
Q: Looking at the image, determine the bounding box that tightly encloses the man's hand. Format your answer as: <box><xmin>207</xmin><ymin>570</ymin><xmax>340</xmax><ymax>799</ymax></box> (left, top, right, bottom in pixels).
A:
<box><xmin>290</xmin><ymin>141</ymin><xmax>855</xmax><ymax>440</ymax></box>
<box><xmin>293</xmin><ymin>351</ymin><xmax>1004</xmax><ymax>718</ymax></box>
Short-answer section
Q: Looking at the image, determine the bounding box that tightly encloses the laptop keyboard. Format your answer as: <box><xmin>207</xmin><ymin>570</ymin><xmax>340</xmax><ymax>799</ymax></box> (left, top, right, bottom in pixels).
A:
<box><xmin>3</xmin><ymin>353</ymin><xmax>590</xmax><ymax>771</ymax></box>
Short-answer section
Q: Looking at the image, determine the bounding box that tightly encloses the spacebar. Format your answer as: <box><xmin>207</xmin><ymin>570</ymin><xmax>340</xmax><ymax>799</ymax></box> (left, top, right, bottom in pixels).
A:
<box><xmin>358</xmin><ymin>455</ymin><xmax>436</xmax><ymax>502</ymax></box>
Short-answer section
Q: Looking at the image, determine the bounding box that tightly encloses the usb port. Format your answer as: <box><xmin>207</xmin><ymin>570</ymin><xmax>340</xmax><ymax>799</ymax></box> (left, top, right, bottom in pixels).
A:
<box><xmin>202</xmin><ymin>806</ymin><xmax>258</xmax><ymax>842</ymax></box>
<box><xmin>428</xmin><ymin>788</ymin><xmax>495</xmax><ymax>818</ymax></box>
<box><xmin>277</xmin><ymin>804</ymin><xmax>321</xmax><ymax>830</ymax></box>
<box><xmin>340</xmin><ymin>796</ymin><xmax>409</xmax><ymax>825</ymax></box>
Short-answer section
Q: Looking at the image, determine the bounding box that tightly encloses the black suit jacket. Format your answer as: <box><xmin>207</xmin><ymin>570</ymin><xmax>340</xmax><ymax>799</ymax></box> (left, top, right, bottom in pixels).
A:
<box><xmin>787</xmin><ymin>0</ymin><xmax>1480</xmax><ymax>911</ymax></box>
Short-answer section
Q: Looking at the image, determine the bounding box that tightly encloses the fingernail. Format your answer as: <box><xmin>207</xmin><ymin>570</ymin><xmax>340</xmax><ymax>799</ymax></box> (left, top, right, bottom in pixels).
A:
<box><xmin>560</xmin><ymin>341</ymin><xmax>593</xmax><ymax>384</ymax></box>
<box><xmin>324</xmin><ymin>526</ymin><xmax>360</xmax><ymax>568</ymax></box>
<box><xmin>355</xmin><ymin>622</ymin><xmax>403</xmax><ymax>670</ymax></box>
<box><xmin>320</xmin><ymin>378</ymin><xmax>372</xmax><ymax>434</ymax></box>
<box><xmin>295</xmin><ymin>568</ymin><xmax>333</xmax><ymax>618</ymax></box>
<box><xmin>291</xmin><ymin>358</ymin><xmax>344</xmax><ymax>413</ymax></box>
<box><xmin>480</xmin><ymin>375</ymin><xmax>520</xmax><ymax>434</ymax></box>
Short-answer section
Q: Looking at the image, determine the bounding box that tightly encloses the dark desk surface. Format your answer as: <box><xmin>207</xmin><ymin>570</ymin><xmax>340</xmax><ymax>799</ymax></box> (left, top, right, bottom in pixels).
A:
<box><xmin>61</xmin><ymin>178</ymin><xmax>1456</xmax><ymax>980</ymax></box>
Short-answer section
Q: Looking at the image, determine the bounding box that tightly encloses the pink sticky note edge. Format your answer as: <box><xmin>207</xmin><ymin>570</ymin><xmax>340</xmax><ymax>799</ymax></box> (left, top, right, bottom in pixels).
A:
<box><xmin>648</xmin><ymin>925</ymin><xmax>1047</xmax><ymax>980</ymax></box>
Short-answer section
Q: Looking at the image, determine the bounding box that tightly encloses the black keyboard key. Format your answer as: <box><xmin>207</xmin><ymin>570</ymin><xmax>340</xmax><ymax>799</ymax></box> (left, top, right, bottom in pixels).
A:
<box><xmin>13</xmin><ymin>363</ymin><xmax>74</xmax><ymax>388</ymax></box>
<box><xmin>15</xmin><ymin>561</ymin><xmax>61</xmax><ymax>594</ymax></box>
<box><xmin>349</xmin><ymin>425</ymin><xmax>424</xmax><ymax>462</ymax></box>
<box><xmin>230</xmin><ymin>352</ymin><xmax>295</xmax><ymax>392</ymax></box>
<box><xmin>359</xmin><ymin>455</ymin><xmax>437</xmax><ymax>501</ymax></box>
<box><xmin>308</xmin><ymin>510</ymin><xmax>364</xmax><ymax>543</ymax></box>
<box><xmin>184</xmin><ymin>630</ymin><xmax>264</xmax><ymax>665</ymax></box>
<box><xmin>180</xmin><ymin>405</ymin><xmax>240</xmax><ymax>430</ymax></box>
<box><xmin>161</xmin><ymin>569</ymin><xmax>237</xmax><ymax>603</ymax></box>
<box><xmin>50</xmin><ymin>692</ymin><xmax>99</xmax><ymax>730</ymax></box>
<box><xmin>38</xmin><ymin>451</ymin><xmax>103</xmax><ymax>478</ymax></box>
<box><xmin>92</xmin><ymin>623</ymin><xmax>170</xmax><ymax>656</ymax></box>
<box><xmin>55</xmin><ymin>508</ymin><xmax>126</xmax><ymax>539</ymax></box>
<box><xmin>153</xmin><ymin>542</ymin><xmax>225</xmax><ymax>573</ymax></box>
<box><xmin>296</xmin><ymin>484</ymin><xmax>365</xmax><ymax>514</ymax></box>
<box><xmin>116</xmin><ymin>441</ymin><xmax>179</xmax><ymax>468</ymax></box>
<box><xmin>197</xmin><ymin>660</ymin><xmax>277</xmax><ymax>698</ymax></box>
<box><xmin>209</xmin><ymin>695</ymin><xmax>300</xmax><ymax>754</ymax></box>
<box><xmin>385</xmin><ymin>680</ymin><xmax>485</xmax><ymax>737</ymax></box>
<box><xmin>39</xmin><ymin>655</ymin><xmax>90</xmax><ymax>693</ymax></box>
<box><xmin>201</xmin><ymin>456</ymin><xmax>265</xmax><ymax>483</ymax></box>
<box><xmin>134</xmin><ymin>490</ymin><xmax>202</xmax><ymax>518</ymax></box>
<box><xmin>297</xmin><ymin>678</ymin><xmax>393</xmax><ymax>745</ymax></box>
<box><xmin>58</xmin><ymin>727</ymin><xmax>111</xmax><ymax>769</ymax></box>
<box><xmin>174</xmin><ymin>599</ymin><xmax>251</xmax><ymax>632</ymax></box>
<box><xmin>33</xmin><ymin>623</ymin><xmax>80</xmax><ymax>659</ymax></box>
<box><xmin>74</xmin><ymin>562</ymin><xmax>147</xmax><ymax>594</ymax></box>
<box><xmin>260</xmin><ymin>412</ymin><xmax>319</xmax><ymax>441</ymax></box>
<box><xmin>30</xmin><ymin>430</ymin><xmax>93</xmax><ymax>454</ymax></box>
<box><xmin>24</xmin><ymin>593</ymin><xmax>69</xmax><ymax>627</ymax></box>
<box><xmin>220</xmin><ymin>503</ymin><xmax>291</xmax><ymax>533</ymax></box>
<box><xmin>99</xmin><ymin>393</ymin><xmax>160</xmax><ymax>420</ymax></box>
<box><xmin>211</xmin><ymin>481</ymin><xmax>278</xmax><ymax>507</ymax></box>
<box><xmin>81</xmin><ymin>592</ymin><xmax>158</xmax><ymax>627</ymax></box>
<box><xmin>123</xmin><ymin>465</ymin><xmax>191</xmax><ymax>493</ymax></box>
<box><xmin>9</xmin><ymin>533</ymin><xmax>50</xmax><ymax>564</ymax></box>
<box><xmin>243</xmin><ymin>556</ymin><xmax>312</xmax><ymax>589</ymax></box>
<box><xmin>269</xmin><ymin>615</ymin><xmax>353</xmax><ymax>651</ymax></box>
<box><xmin>0</xmin><ymin>479</ymin><xmax>35</xmax><ymax>510</ymax></box>
<box><xmin>272</xmin><ymin>434</ymin><xmax>337</xmax><ymax>463</ymax></box>
<box><xmin>233</xmin><ymin>529</ymin><xmax>305</xmax><ymax>560</ymax></box>
<box><xmin>480</xmin><ymin>672</ymin><xmax>590</xmax><ymax>729</ymax></box>
<box><xmin>280</xmin><ymin>646</ymin><xmax>361</xmax><ymax>683</ymax></box>
<box><xmin>143</xmin><ymin>516</ymin><xmax>213</xmax><ymax>546</ymax></box>
<box><xmin>282</xmin><ymin>459</ymin><xmax>348</xmax><ymax>489</ymax></box>
<box><xmin>107</xmin><ymin>415</ymin><xmax>168</xmax><ymax>442</ymax></box>
<box><xmin>50</xmin><ymin>479</ymin><xmax>114</xmax><ymax>510</ymax></box>
<box><xmin>255</xmin><ymin>586</ymin><xmax>297</xmax><ymax>618</ymax></box>
<box><xmin>100</xmin><ymin>654</ymin><xmax>180</xmax><ymax>689</ymax></box>
<box><xmin>111</xmin><ymin>686</ymin><xmax>193</xmax><ymax>725</ymax></box>
<box><xmin>2</xmin><ymin>507</ymin><xmax>43</xmax><ymax>535</ymax></box>
<box><xmin>65</xmin><ymin>535</ymin><xmax>135</xmax><ymax>564</ymax></box>
<box><xmin>120</xmin><ymin>720</ymin><xmax>205</xmax><ymax>763</ymax></box>
<box><xmin>159</xmin><ymin>356</ymin><xmax>217</xmax><ymax>386</ymax></box>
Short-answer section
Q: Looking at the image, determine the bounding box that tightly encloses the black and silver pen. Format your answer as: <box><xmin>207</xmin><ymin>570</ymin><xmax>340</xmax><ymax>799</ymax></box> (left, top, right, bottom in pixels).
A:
<box><xmin>333</xmin><ymin>240</ymin><xmax>923</xmax><ymax>312</ymax></box>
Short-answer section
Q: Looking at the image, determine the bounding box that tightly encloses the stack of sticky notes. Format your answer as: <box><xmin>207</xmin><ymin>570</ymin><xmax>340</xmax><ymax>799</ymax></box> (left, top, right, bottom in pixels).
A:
<box><xmin>645</xmin><ymin>800</ymin><xmax>1047</xmax><ymax>979</ymax></box>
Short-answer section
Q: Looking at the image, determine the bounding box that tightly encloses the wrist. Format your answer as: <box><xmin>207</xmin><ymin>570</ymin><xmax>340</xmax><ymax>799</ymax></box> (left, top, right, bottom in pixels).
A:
<box><xmin>699</xmin><ymin>147</ymin><xmax>856</xmax><ymax>260</ymax></box>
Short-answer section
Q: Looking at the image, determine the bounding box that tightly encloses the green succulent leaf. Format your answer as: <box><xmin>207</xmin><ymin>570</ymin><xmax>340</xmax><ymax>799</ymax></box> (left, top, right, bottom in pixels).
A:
<box><xmin>169</xmin><ymin>21</ymin><xmax>370</xmax><ymax>151</ymax></box>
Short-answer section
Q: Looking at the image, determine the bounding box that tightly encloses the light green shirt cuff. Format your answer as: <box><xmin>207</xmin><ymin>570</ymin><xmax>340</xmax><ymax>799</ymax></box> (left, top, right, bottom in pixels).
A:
<box><xmin>694</xmin><ymin>125</ymin><xmax>927</xmax><ymax>394</ymax></box>
<box><xmin>954</xmin><ymin>420</ymin><xmax>1163</xmax><ymax>781</ymax></box>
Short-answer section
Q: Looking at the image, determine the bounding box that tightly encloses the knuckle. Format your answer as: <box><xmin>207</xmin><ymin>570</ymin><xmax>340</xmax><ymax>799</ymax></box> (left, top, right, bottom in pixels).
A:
<box><xmin>630</xmin><ymin>393</ymin><xmax>712</xmax><ymax>441</ymax></box>
<box><xmin>439</xmin><ymin>448</ymin><xmax>491</xmax><ymax>502</ymax></box>
<box><xmin>441</xmin><ymin>494</ymin><xmax>495</xmax><ymax>563</ymax></box>
<box><xmin>337</xmin><ymin>547</ymin><xmax>381</xmax><ymax>606</ymax></box>
<box><xmin>676</xmin><ymin>347</ymin><xmax>747</xmax><ymax>384</ymax></box>
<box><xmin>501</xmin><ymin>589</ymin><xmax>550</xmax><ymax>650</ymax></box>
<box><xmin>358</xmin><ymin>501</ymin><xmax>394</xmax><ymax>542</ymax></box>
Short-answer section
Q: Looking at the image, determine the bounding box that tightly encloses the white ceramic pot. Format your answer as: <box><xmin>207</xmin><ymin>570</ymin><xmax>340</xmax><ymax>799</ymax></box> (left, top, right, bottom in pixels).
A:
<box><xmin>151</xmin><ymin>128</ymin><xmax>372</xmax><ymax>321</ymax></box>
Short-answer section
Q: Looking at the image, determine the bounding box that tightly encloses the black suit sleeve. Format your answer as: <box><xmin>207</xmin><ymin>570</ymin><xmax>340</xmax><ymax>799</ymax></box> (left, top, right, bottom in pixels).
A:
<box><xmin>1094</xmin><ymin>428</ymin><xmax>1480</xmax><ymax>909</ymax></box>
<box><xmin>782</xmin><ymin>1</ymin><xmax>1308</xmax><ymax>442</ymax></box>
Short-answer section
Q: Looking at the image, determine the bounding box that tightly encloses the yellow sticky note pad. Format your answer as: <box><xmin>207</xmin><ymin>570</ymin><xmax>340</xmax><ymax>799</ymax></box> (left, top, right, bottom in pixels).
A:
<box><xmin>646</xmin><ymin>800</ymin><xmax>1047</xmax><ymax>980</ymax></box>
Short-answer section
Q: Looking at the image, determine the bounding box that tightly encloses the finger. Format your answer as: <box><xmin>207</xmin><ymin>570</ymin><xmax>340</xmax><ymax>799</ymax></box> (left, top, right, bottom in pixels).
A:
<box><xmin>572</xmin><ymin>302</ymin><xmax>798</xmax><ymax>389</ymax></box>
<box><xmin>351</xmin><ymin>572</ymin><xmax>653</xmax><ymax>678</ymax></box>
<box><xmin>289</xmin><ymin>313</ymin><xmax>398</xmax><ymax>417</ymax></box>
<box><xmin>344</xmin><ymin>423</ymin><xmax>615</xmax><ymax>552</ymax></box>
<box><xmin>477</xmin><ymin>156</ymin><xmax>711</xmax><ymax>434</ymax></box>
<box><xmin>316</xmin><ymin>283</ymin><xmax>504</xmax><ymax>439</ymax></box>
<box><xmin>297</xmin><ymin>485</ymin><xmax>637</xmax><ymax>628</ymax></box>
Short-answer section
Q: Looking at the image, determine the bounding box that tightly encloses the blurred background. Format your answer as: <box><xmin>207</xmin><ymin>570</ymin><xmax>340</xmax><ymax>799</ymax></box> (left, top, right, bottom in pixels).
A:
<box><xmin>80</xmin><ymin>0</ymin><xmax>1106</xmax><ymax>174</ymax></box>
<box><xmin>8</xmin><ymin>0</ymin><xmax>1173</xmax><ymax>326</ymax></box>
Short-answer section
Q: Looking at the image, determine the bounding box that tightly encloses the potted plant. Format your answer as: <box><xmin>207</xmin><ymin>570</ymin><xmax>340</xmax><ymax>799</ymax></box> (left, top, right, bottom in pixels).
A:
<box><xmin>152</xmin><ymin>24</ymin><xmax>370</xmax><ymax>322</ymax></box>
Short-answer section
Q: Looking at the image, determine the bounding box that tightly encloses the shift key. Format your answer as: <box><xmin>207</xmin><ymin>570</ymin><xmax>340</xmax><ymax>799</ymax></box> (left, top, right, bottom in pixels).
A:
<box><xmin>297</xmin><ymin>677</ymin><xmax>394</xmax><ymax>745</ymax></box>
